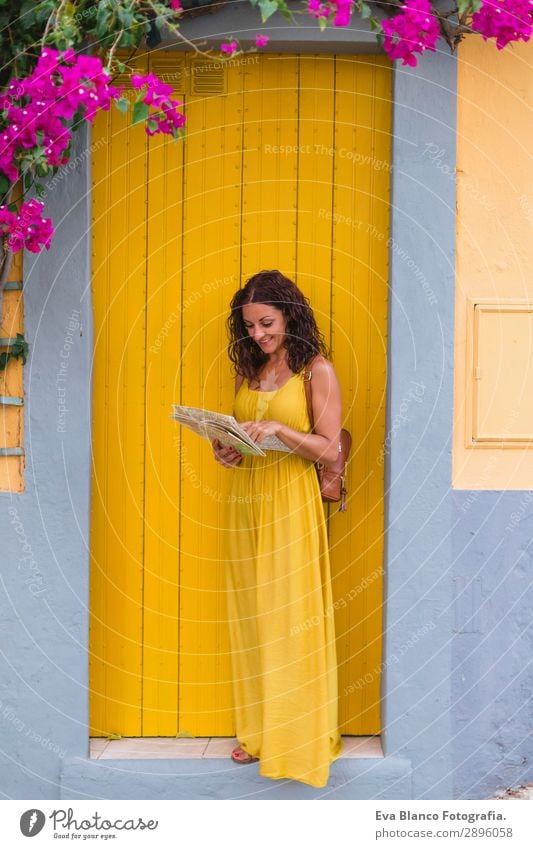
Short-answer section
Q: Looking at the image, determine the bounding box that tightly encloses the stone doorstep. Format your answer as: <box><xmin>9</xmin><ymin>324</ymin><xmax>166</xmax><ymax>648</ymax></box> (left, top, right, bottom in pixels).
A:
<box><xmin>89</xmin><ymin>735</ymin><xmax>383</xmax><ymax>760</ymax></box>
<box><xmin>62</xmin><ymin>750</ymin><xmax>413</xmax><ymax>800</ymax></box>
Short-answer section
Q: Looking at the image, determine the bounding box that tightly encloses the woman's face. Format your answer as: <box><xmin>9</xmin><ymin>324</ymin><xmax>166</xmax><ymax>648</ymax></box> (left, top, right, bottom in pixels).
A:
<box><xmin>242</xmin><ymin>302</ymin><xmax>287</xmax><ymax>356</ymax></box>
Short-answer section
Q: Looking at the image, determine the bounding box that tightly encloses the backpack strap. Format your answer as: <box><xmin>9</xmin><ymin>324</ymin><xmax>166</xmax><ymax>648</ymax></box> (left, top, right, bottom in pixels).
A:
<box><xmin>302</xmin><ymin>356</ymin><xmax>319</xmax><ymax>432</ymax></box>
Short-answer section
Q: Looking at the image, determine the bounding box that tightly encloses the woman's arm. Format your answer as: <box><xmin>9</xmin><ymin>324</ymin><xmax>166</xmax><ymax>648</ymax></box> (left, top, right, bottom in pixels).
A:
<box><xmin>241</xmin><ymin>358</ymin><xmax>342</xmax><ymax>465</ymax></box>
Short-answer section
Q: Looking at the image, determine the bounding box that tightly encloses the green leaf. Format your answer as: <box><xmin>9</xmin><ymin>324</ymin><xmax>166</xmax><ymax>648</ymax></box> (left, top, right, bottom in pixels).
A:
<box><xmin>117</xmin><ymin>7</ymin><xmax>134</xmax><ymax>28</ymax></box>
<box><xmin>20</xmin><ymin>157</ymin><xmax>33</xmax><ymax>174</ymax></box>
<box><xmin>360</xmin><ymin>2</ymin><xmax>371</xmax><ymax>19</ymax></box>
<box><xmin>35</xmin><ymin>183</ymin><xmax>46</xmax><ymax>199</ymax></box>
<box><xmin>115</xmin><ymin>96</ymin><xmax>130</xmax><ymax>114</ymax></box>
<box><xmin>132</xmin><ymin>101</ymin><xmax>150</xmax><ymax>124</ymax></box>
<box><xmin>273</xmin><ymin>0</ymin><xmax>291</xmax><ymax>18</ymax></box>
<box><xmin>258</xmin><ymin>0</ymin><xmax>279</xmax><ymax>23</ymax></box>
<box><xmin>0</xmin><ymin>173</ymin><xmax>9</xmax><ymax>196</ymax></box>
<box><xmin>0</xmin><ymin>334</ymin><xmax>29</xmax><ymax>369</ymax></box>
<box><xmin>175</xmin><ymin>730</ymin><xmax>195</xmax><ymax>738</ymax></box>
<box><xmin>106</xmin><ymin>731</ymin><xmax>122</xmax><ymax>740</ymax></box>
<box><xmin>146</xmin><ymin>118</ymin><xmax>158</xmax><ymax>133</ymax></box>
<box><xmin>119</xmin><ymin>31</ymin><xmax>136</xmax><ymax>47</ymax></box>
<box><xmin>71</xmin><ymin>104</ymin><xmax>86</xmax><ymax>128</ymax></box>
<box><xmin>95</xmin><ymin>2</ymin><xmax>113</xmax><ymax>38</ymax></box>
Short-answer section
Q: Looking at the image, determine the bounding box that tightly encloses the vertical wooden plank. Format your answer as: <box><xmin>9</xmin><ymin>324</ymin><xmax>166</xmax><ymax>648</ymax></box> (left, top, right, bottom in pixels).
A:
<box><xmin>295</xmin><ymin>55</ymin><xmax>335</xmax><ymax>348</ymax></box>
<box><xmin>330</xmin><ymin>56</ymin><xmax>391</xmax><ymax>734</ymax></box>
<box><xmin>330</xmin><ymin>57</ymin><xmax>364</xmax><ymax>735</ymax></box>
<box><xmin>89</xmin><ymin>61</ymin><xmax>149</xmax><ymax>735</ymax></box>
<box><xmin>142</xmin><ymin>56</ymin><xmax>185</xmax><ymax>735</ymax></box>
<box><xmin>362</xmin><ymin>59</ymin><xmax>391</xmax><ymax>732</ymax></box>
<box><xmin>178</xmin><ymin>58</ymin><xmax>244</xmax><ymax>735</ymax></box>
<box><xmin>241</xmin><ymin>54</ymin><xmax>299</xmax><ymax>279</ymax></box>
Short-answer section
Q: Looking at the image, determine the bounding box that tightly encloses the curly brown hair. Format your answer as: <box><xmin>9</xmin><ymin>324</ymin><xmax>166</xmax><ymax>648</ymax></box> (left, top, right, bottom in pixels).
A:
<box><xmin>226</xmin><ymin>270</ymin><xmax>329</xmax><ymax>380</ymax></box>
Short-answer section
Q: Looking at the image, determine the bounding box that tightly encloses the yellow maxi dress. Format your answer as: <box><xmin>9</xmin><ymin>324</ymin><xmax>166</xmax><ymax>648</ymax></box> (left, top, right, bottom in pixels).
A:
<box><xmin>225</xmin><ymin>370</ymin><xmax>342</xmax><ymax>788</ymax></box>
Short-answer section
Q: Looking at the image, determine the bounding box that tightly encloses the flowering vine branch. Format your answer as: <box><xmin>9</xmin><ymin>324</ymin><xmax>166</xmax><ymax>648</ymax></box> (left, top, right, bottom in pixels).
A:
<box><xmin>299</xmin><ymin>0</ymin><xmax>533</xmax><ymax>64</ymax></box>
<box><xmin>0</xmin><ymin>0</ymin><xmax>191</xmax><ymax>345</ymax></box>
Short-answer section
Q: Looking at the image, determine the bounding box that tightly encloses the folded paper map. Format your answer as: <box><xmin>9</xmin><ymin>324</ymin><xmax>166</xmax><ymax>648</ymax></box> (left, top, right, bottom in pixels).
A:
<box><xmin>170</xmin><ymin>405</ymin><xmax>291</xmax><ymax>455</ymax></box>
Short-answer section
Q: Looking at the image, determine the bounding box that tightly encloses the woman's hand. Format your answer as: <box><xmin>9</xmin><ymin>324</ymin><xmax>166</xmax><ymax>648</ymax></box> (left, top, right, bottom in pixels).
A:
<box><xmin>212</xmin><ymin>438</ymin><xmax>243</xmax><ymax>468</ymax></box>
<box><xmin>240</xmin><ymin>420</ymin><xmax>282</xmax><ymax>444</ymax></box>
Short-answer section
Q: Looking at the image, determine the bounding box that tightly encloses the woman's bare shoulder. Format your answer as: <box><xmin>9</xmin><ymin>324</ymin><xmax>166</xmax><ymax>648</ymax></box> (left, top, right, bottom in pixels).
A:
<box><xmin>309</xmin><ymin>357</ymin><xmax>341</xmax><ymax>394</ymax></box>
<box><xmin>310</xmin><ymin>355</ymin><xmax>336</xmax><ymax>377</ymax></box>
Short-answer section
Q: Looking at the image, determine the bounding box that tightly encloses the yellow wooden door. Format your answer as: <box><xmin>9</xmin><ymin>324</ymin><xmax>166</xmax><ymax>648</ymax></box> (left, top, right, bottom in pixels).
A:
<box><xmin>90</xmin><ymin>52</ymin><xmax>391</xmax><ymax>738</ymax></box>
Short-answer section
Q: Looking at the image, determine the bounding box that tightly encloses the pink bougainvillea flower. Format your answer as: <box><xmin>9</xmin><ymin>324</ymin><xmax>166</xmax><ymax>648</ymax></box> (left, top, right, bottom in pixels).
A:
<box><xmin>472</xmin><ymin>0</ymin><xmax>533</xmax><ymax>49</ymax></box>
<box><xmin>169</xmin><ymin>0</ymin><xmax>182</xmax><ymax>9</ymax></box>
<box><xmin>0</xmin><ymin>47</ymin><xmax>186</xmax><ymax>254</ymax></box>
<box><xmin>0</xmin><ymin>48</ymin><xmax>185</xmax><ymax>187</ymax></box>
<box><xmin>307</xmin><ymin>0</ymin><xmax>332</xmax><ymax>20</ymax></box>
<box><xmin>146</xmin><ymin>100</ymin><xmax>186</xmax><ymax>136</ymax></box>
<box><xmin>306</xmin><ymin>0</ymin><xmax>353</xmax><ymax>25</ymax></box>
<box><xmin>130</xmin><ymin>72</ymin><xmax>185</xmax><ymax>135</ymax></box>
<box><xmin>0</xmin><ymin>48</ymin><xmax>122</xmax><ymax>184</ymax></box>
<box><xmin>131</xmin><ymin>72</ymin><xmax>174</xmax><ymax>103</ymax></box>
<box><xmin>220</xmin><ymin>40</ymin><xmax>239</xmax><ymax>56</ymax></box>
<box><xmin>332</xmin><ymin>0</ymin><xmax>353</xmax><ymax>26</ymax></box>
<box><xmin>381</xmin><ymin>0</ymin><xmax>440</xmax><ymax>67</ymax></box>
<box><xmin>255</xmin><ymin>34</ymin><xmax>270</xmax><ymax>47</ymax></box>
<box><xmin>0</xmin><ymin>207</ymin><xmax>17</xmax><ymax>231</ymax></box>
<box><xmin>0</xmin><ymin>199</ymin><xmax>54</xmax><ymax>253</ymax></box>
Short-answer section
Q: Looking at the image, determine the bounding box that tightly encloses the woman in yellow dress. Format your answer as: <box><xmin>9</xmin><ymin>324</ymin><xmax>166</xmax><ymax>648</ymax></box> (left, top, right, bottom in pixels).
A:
<box><xmin>212</xmin><ymin>269</ymin><xmax>343</xmax><ymax>788</ymax></box>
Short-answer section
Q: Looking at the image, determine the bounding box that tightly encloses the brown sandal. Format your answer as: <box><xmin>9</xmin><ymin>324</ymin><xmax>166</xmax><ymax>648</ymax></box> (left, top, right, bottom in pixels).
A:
<box><xmin>231</xmin><ymin>745</ymin><xmax>259</xmax><ymax>764</ymax></box>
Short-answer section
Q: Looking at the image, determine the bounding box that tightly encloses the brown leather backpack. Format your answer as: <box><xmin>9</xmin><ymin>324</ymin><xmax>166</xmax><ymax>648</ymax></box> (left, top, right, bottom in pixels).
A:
<box><xmin>302</xmin><ymin>358</ymin><xmax>352</xmax><ymax>512</ymax></box>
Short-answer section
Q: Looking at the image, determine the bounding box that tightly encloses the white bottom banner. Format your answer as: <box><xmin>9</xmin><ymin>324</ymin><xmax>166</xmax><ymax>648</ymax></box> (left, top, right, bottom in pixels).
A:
<box><xmin>3</xmin><ymin>799</ymin><xmax>533</xmax><ymax>849</ymax></box>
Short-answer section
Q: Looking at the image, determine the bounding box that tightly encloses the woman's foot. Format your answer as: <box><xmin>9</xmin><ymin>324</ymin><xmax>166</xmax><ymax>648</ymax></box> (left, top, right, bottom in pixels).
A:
<box><xmin>231</xmin><ymin>745</ymin><xmax>259</xmax><ymax>764</ymax></box>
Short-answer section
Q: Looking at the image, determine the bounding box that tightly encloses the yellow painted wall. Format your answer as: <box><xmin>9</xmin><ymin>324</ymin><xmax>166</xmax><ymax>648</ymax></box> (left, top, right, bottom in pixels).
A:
<box><xmin>454</xmin><ymin>39</ymin><xmax>533</xmax><ymax>488</ymax></box>
<box><xmin>90</xmin><ymin>52</ymin><xmax>391</xmax><ymax>737</ymax></box>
